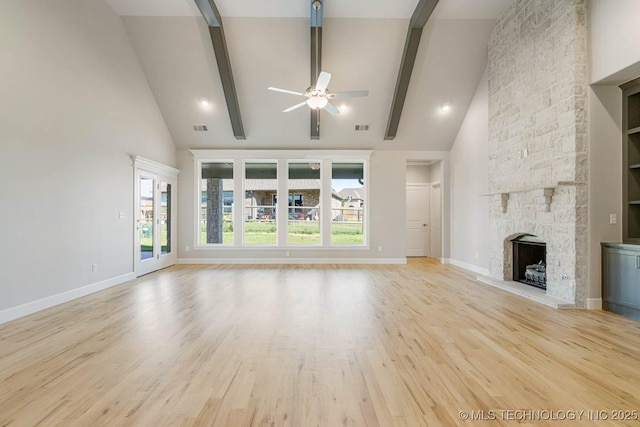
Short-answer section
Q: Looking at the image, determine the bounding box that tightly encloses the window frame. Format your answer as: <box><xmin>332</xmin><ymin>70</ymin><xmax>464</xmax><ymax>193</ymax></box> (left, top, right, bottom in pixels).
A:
<box><xmin>196</xmin><ymin>158</ymin><xmax>235</xmax><ymax>247</ymax></box>
<box><xmin>243</xmin><ymin>159</ymin><xmax>279</xmax><ymax>246</ymax></box>
<box><xmin>192</xmin><ymin>150</ymin><xmax>370</xmax><ymax>250</ymax></box>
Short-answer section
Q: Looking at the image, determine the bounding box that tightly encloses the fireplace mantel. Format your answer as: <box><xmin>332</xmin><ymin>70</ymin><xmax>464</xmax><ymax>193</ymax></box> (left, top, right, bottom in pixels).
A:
<box><xmin>480</xmin><ymin>181</ymin><xmax>579</xmax><ymax>213</ymax></box>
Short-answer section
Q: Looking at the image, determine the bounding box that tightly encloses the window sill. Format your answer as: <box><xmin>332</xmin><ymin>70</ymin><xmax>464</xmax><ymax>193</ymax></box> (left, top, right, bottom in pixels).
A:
<box><xmin>192</xmin><ymin>245</ymin><xmax>370</xmax><ymax>251</ymax></box>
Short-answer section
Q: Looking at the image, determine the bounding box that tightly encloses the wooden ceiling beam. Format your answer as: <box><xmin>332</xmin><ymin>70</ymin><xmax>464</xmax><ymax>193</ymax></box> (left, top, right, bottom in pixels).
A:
<box><xmin>384</xmin><ymin>0</ymin><xmax>440</xmax><ymax>140</ymax></box>
<box><xmin>310</xmin><ymin>0</ymin><xmax>324</xmax><ymax>140</ymax></box>
<box><xmin>194</xmin><ymin>0</ymin><xmax>245</xmax><ymax>140</ymax></box>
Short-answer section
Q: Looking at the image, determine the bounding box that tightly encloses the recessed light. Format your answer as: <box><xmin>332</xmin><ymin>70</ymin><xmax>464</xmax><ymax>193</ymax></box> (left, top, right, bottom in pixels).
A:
<box><xmin>440</xmin><ymin>103</ymin><xmax>452</xmax><ymax>113</ymax></box>
<box><xmin>199</xmin><ymin>99</ymin><xmax>212</xmax><ymax>110</ymax></box>
<box><xmin>338</xmin><ymin>103</ymin><xmax>349</xmax><ymax>112</ymax></box>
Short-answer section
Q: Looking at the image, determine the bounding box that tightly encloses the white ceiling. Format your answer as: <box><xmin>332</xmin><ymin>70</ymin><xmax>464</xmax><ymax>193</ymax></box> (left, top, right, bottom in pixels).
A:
<box><xmin>106</xmin><ymin>0</ymin><xmax>512</xmax><ymax>19</ymax></box>
<box><xmin>107</xmin><ymin>0</ymin><xmax>513</xmax><ymax>151</ymax></box>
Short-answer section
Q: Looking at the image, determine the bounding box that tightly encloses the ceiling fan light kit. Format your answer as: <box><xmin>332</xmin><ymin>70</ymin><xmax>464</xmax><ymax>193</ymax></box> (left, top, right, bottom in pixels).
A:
<box><xmin>268</xmin><ymin>71</ymin><xmax>368</xmax><ymax>116</ymax></box>
<box><xmin>306</xmin><ymin>95</ymin><xmax>328</xmax><ymax>110</ymax></box>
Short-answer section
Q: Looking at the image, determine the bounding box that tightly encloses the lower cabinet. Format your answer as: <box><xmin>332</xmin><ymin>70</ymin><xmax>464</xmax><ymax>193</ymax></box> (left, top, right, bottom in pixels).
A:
<box><xmin>602</xmin><ymin>243</ymin><xmax>640</xmax><ymax>321</ymax></box>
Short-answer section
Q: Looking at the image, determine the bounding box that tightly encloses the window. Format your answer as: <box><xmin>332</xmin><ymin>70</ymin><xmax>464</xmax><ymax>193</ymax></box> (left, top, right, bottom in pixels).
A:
<box><xmin>288</xmin><ymin>162</ymin><xmax>320</xmax><ymax>245</ymax></box>
<box><xmin>200</xmin><ymin>161</ymin><xmax>233</xmax><ymax>245</ymax></box>
<box><xmin>244</xmin><ymin>162</ymin><xmax>277</xmax><ymax>245</ymax></box>
<box><xmin>194</xmin><ymin>152</ymin><xmax>368</xmax><ymax>248</ymax></box>
<box><xmin>272</xmin><ymin>194</ymin><xmax>303</xmax><ymax>208</ymax></box>
<box><xmin>332</xmin><ymin>162</ymin><xmax>365</xmax><ymax>245</ymax></box>
<box><xmin>139</xmin><ymin>177</ymin><xmax>154</xmax><ymax>259</ymax></box>
<box><xmin>160</xmin><ymin>182</ymin><xmax>172</xmax><ymax>254</ymax></box>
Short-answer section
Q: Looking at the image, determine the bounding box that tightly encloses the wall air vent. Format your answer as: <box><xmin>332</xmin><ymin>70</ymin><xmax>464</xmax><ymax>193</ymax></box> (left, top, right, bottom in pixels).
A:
<box><xmin>193</xmin><ymin>125</ymin><xmax>208</xmax><ymax>132</ymax></box>
<box><xmin>354</xmin><ymin>124</ymin><xmax>370</xmax><ymax>131</ymax></box>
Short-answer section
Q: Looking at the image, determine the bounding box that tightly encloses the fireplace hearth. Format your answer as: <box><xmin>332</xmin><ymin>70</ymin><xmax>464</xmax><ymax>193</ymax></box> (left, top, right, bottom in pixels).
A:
<box><xmin>512</xmin><ymin>235</ymin><xmax>546</xmax><ymax>290</ymax></box>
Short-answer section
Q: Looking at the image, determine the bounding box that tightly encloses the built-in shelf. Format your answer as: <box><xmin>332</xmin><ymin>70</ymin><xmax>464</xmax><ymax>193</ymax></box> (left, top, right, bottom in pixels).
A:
<box><xmin>622</xmin><ymin>77</ymin><xmax>640</xmax><ymax>242</ymax></box>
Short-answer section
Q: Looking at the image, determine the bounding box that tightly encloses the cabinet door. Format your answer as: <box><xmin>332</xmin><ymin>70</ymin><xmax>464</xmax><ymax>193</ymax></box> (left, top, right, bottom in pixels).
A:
<box><xmin>604</xmin><ymin>249</ymin><xmax>640</xmax><ymax>309</ymax></box>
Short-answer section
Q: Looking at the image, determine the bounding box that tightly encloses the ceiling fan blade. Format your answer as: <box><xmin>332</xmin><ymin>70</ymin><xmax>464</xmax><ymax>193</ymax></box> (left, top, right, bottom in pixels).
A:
<box><xmin>315</xmin><ymin>71</ymin><xmax>332</xmax><ymax>92</ymax></box>
<box><xmin>268</xmin><ymin>87</ymin><xmax>304</xmax><ymax>96</ymax></box>
<box><xmin>329</xmin><ymin>90</ymin><xmax>369</xmax><ymax>99</ymax></box>
<box><xmin>323</xmin><ymin>102</ymin><xmax>339</xmax><ymax>116</ymax></box>
<box><xmin>283</xmin><ymin>101</ymin><xmax>308</xmax><ymax>112</ymax></box>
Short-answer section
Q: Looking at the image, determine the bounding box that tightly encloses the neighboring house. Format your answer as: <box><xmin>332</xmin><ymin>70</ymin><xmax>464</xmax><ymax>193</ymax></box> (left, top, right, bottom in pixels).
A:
<box><xmin>214</xmin><ymin>179</ymin><xmax>344</xmax><ymax>220</ymax></box>
<box><xmin>338</xmin><ymin>187</ymin><xmax>365</xmax><ymax>208</ymax></box>
<box><xmin>337</xmin><ymin>187</ymin><xmax>365</xmax><ymax>222</ymax></box>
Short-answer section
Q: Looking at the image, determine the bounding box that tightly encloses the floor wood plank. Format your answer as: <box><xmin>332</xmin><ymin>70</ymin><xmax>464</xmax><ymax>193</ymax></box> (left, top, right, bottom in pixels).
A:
<box><xmin>1</xmin><ymin>259</ymin><xmax>640</xmax><ymax>426</ymax></box>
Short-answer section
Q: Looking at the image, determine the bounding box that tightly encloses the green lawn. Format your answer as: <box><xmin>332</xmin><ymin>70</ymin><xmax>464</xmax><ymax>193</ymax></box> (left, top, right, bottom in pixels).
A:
<box><xmin>200</xmin><ymin>221</ymin><xmax>364</xmax><ymax>245</ymax></box>
<box><xmin>140</xmin><ymin>223</ymin><xmax>169</xmax><ymax>253</ymax></box>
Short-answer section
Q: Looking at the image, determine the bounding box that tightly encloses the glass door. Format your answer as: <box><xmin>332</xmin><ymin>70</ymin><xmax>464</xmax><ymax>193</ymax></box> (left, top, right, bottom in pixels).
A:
<box><xmin>136</xmin><ymin>169</ymin><xmax>177</xmax><ymax>276</ymax></box>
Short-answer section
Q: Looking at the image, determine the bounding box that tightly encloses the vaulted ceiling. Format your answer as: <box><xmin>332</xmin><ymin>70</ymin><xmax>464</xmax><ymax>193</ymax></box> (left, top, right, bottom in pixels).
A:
<box><xmin>106</xmin><ymin>0</ymin><xmax>512</xmax><ymax>150</ymax></box>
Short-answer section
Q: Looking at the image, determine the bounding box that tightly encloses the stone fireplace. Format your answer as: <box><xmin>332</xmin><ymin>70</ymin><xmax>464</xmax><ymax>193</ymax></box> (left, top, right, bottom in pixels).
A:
<box><xmin>486</xmin><ymin>0</ymin><xmax>588</xmax><ymax>307</ymax></box>
<box><xmin>489</xmin><ymin>186</ymin><xmax>586</xmax><ymax>305</ymax></box>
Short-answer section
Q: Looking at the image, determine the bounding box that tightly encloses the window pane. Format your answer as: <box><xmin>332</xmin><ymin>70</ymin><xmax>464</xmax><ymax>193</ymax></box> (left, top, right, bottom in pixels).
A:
<box><xmin>201</xmin><ymin>162</ymin><xmax>233</xmax><ymax>245</ymax></box>
<box><xmin>140</xmin><ymin>177</ymin><xmax>154</xmax><ymax>259</ymax></box>
<box><xmin>332</xmin><ymin>163</ymin><xmax>365</xmax><ymax>245</ymax></box>
<box><xmin>160</xmin><ymin>182</ymin><xmax>171</xmax><ymax>254</ymax></box>
<box><xmin>288</xmin><ymin>162</ymin><xmax>321</xmax><ymax>245</ymax></box>
<box><xmin>245</xmin><ymin>162</ymin><xmax>277</xmax><ymax>245</ymax></box>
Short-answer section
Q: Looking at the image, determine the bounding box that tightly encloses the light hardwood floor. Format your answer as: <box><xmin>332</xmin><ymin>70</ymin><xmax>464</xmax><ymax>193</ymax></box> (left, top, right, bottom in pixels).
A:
<box><xmin>1</xmin><ymin>259</ymin><xmax>640</xmax><ymax>426</ymax></box>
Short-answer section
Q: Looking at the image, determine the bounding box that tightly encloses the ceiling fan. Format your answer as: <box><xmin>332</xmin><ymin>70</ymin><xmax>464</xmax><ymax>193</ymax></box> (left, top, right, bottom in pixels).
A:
<box><xmin>268</xmin><ymin>72</ymin><xmax>368</xmax><ymax>116</ymax></box>
<box><xmin>267</xmin><ymin>0</ymin><xmax>368</xmax><ymax>116</ymax></box>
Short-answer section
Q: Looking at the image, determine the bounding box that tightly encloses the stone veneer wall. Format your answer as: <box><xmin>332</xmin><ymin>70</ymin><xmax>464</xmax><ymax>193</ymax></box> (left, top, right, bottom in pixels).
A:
<box><xmin>487</xmin><ymin>0</ymin><xmax>588</xmax><ymax>306</ymax></box>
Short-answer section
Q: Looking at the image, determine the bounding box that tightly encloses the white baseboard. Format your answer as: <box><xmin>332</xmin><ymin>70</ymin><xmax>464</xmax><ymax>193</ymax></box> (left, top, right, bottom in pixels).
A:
<box><xmin>178</xmin><ymin>258</ymin><xmax>407</xmax><ymax>265</ymax></box>
<box><xmin>449</xmin><ymin>258</ymin><xmax>490</xmax><ymax>276</ymax></box>
<box><xmin>440</xmin><ymin>258</ymin><xmax>450</xmax><ymax>264</ymax></box>
<box><xmin>587</xmin><ymin>298</ymin><xmax>603</xmax><ymax>310</ymax></box>
<box><xmin>0</xmin><ymin>272</ymin><xmax>135</xmax><ymax>325</ymax></box>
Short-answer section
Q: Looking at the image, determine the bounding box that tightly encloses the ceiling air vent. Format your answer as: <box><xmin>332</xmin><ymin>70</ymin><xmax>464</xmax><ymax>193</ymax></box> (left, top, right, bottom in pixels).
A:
<box><xmin>193</xmin><ymin>125</ymin><xmax>208</xmax><ymax>132</ymax></box>
<box><xmin>354</xmin><ymin>124</ymin><xmax>370</xmax><ymax>131</ymax></box>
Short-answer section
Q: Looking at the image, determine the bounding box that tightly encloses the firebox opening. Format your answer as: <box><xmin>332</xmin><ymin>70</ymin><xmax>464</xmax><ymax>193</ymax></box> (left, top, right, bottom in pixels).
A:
<box><xmin>512</xmin><ymin>235</ymin><xmax>546</xmax><ymax>290</ymax></box>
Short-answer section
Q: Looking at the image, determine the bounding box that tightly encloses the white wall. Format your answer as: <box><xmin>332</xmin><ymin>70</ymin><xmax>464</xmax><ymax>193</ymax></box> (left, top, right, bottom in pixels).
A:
<box><xmin>429</xmin><ymin>161</ymin><xmax>443</xmax><ymax>184</ymax></box>
<box><xmin>449</xmin><ymin>70</ymin><xmax>489</xmax><ymax>273</ymax></box>
<box><xmin>0</xmin><ymin>0</ymin><xmax>176</xmax><ymax>321</ymax></box>
<box><xmin>587</xmin><ymin>0</ymin><xmax>639</xmax><ymax>306</ymax></box>
<box><xmin>406</xmin><ymin>164</ymin><xmax>431</xmax><ymax>183</ymax></box>
<box><xmin>177</xmin><ymin>150</ymin><xmax>449</xmax><ymax>262</ymax></box>
<box><xmin>589</xmin><ymin>0</ymin><xmax>640</xmax><ymax>85</ymax></box>
<box><xmin>588</xmin><ymin>87</ymin><xmax>623</xmax><ymax>302</ymax></box>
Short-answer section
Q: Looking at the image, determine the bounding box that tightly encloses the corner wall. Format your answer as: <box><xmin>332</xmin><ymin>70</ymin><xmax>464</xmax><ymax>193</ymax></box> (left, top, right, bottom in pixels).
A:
<box><xmin>449</xmin><ymin>69</ymin><xmax>490</xmax><ymax>274</ymax></box>
<box><xmin>589</xmin><ymin>0</ymin><xmax>640</xmax><ymax>84</ymax></box>
<box><xmin>0</xmin><ymin>0</ymin><xmax>176</xmax><ymax>322</ymax></box>
<box><xmin>587</xmin><ymin>87</ymin><xmax>623</xmax><ymax>305</ymax></box>
<box><xmin>588</xmin><ymin>0</ymin><xmax>640</xmax><ymax>309</ymax></box>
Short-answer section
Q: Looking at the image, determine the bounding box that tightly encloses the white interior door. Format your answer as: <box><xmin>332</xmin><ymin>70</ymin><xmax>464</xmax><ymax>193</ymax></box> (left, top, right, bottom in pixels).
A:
<box><xmin>406</xmin><ymin>184</ymin><xmax>429</xmax><ymax>256</ymax></box>
<box><xmin>430</xmin><ymin>182</ymin><xmax>442</xmax><ymax>258</ymax></box>
<box><xmin>135</xmin><ymin>158</ymin><xmax>179</xmax><ymax>277</ymax></box>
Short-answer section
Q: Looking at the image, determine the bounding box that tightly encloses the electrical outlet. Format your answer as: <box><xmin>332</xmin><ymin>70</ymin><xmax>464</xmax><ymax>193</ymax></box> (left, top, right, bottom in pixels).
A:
<box><xmin>610</xmin><ymin>214</ymin><xmax>617</xmax><ymax>224</ymax></box>
<box><xmin>378</xmin><ymin>246</ymin><xmax>383</xmax><ymax>252</ymax></box>
<box><xmin>91</xmin><ymin>264</ymin><xmax>98</xmax><ymax>273</ymax></box>
<box><xmin>523</xmin><ymin>148</ymin><xmax>529</xmax><ymax>158</ymax></box>
<box><xmin>119</xmin><ymin>211</ymin><xmax>125</xmax><ymax>219</ymax></box>
<box><xmin>185</xmin><ymin>246</ymin><xmax>190</xmax><ymax>252</ymax></box>
<box><xmin>285</xmin><ymin>251</ymin><xmax>290</xmax><ymax>257</ymax></box>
